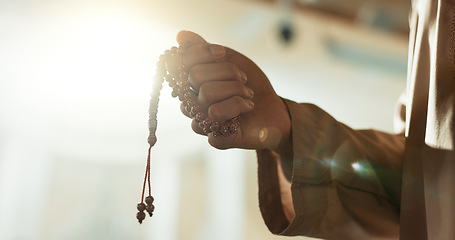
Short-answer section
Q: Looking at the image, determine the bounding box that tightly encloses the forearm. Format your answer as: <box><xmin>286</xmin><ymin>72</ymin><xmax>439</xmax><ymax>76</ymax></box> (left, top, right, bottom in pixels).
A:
<box><xmin>258</xmin><ymin>99</ymin><xmax>404</xmax><ymax>239</ymax></box>
<box><xmin>276</xmin><ymin>154</ymin><xmax>295</xmax><ymax>222</ymax></box>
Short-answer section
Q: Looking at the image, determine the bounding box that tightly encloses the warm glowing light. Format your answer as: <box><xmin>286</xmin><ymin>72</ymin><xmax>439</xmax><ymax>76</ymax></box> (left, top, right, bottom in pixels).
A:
<box><xmin>258</xmin><ymin>128</ymin><xmax>268</xmax><ymax>142</ymax></box>
<box><xmin>44</xmin><ymin>12</ymin><xmax>175</xmax><ymax>99</ymax></box>
<box><xmin>351</xmin><ymin>162</ymin><xmax>362</xmax><ymax>171</ymax></box>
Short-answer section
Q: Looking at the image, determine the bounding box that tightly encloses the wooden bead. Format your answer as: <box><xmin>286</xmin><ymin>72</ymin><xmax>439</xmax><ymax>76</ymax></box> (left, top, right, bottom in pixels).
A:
<box><xmin>178</xmin><ymin>42</ymin><xmax>191</xmax><ymax>55</ymax></box>
<box><xmin>194</xmin><ymin>112</ymin><xmax>206</xmax><ymax>122</ymax></box>
<box><xmin>146</xmin><ymin>204</ymin><xmax>155</xmax><ymax>212</ymax></box>
<box><xmin>191</xmin><ymin>105</ymin><xmax>201</xmax><ymax>115</ymax></box>
<box><xmin>146</xmin><ymin>204</ymin><xmax>155</xmax><ymax>217</ymax></box>
<box><xmin>137</xmin><ymin>211</ymin><xmax>146</xmax><ymax>224</ymax></box>
<box><xmin>202</xmin><ymin>118</ymin><xmax>212</xmax><ymax>128</ymax></box>
<box><xmin>177</xmin><ymin>86</ymin><xmax>185</xmax><ymax>95</ymax></box>
<box><xmin>212</xmin><ymin>131</ymin><xmax>220</xmax><ymax>137</ymax></box>
<box><xmin>178</xmin><ymin>65</ymin><xmax>187</xmax><ymax>73</ymax></box>
<box><xmin>137</xmin><ymin>202</ymin><xmax>146</xmax><ymax>212</ymax></box>
<box><xmin>171</xmin><ymin>88</ymin><xmax>179</xmax><ymax>98</ymax></box>
<box><xmin>183</xmin><ymin>91</ymin><xmax>193</xmax><ymax>100</ymax></box>
<box><xmin>229</xmin><ymin>122</ymin><xmax>238</xmax><ymax>134</ymax></box>
<box><xmin>168</xmin><ymin>80</ymin><xmax>176</xmax><ymax>88</ymax></box>
<box><xmin>203</xmin><ymin>127</ymin><xmax>212</xmax><ymax>134</ymax></box>
<box><xmin>220</xmin><ymin>124</ymin><xmax>230</xmax><ymax>136</ymax></box>
<box><xmin>148</xmin><ymin>135</ymin><xmax>157</xmax><ymax>146</ymax></box>
<box><xmin>210</xmin><ymin>122</ymin><xmax>220</xmax><ymax>132</ymax></box>
<box><xmin>186</xmin><ymin>98</ymin><xmax>197</xmax><ymax>107</ymax></box>
<box><xmin>180</xmin><ymin>84</ymin><xmax>190</xmax><ymax>92</ymax></box>
<box><xmin>165</xmin><ymin>74</ymin><xmax>174</xmax><ymax>82</ymax></box>
<box><xmin>180</xmin><ymin>72</ymin><xmax>188</xmax><ymax>81</ymax></box>
<box><xmin>164</xmin><ymin>49</ymin><xmax>172</xmax><ymax>56</ymax></box>
<box><xmin>145</xmin><ymin>196</ymin><xmax>154</xmax><ymax>205</ymax></box>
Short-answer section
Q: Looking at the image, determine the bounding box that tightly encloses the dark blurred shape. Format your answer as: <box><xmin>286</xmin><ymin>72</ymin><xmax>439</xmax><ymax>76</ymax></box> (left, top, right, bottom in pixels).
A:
<box><xmin>257</xmin><ymin>0</ymin><xmax>411</xmax><ymax>36</ymax></box>
<box><xmin>279</xmin><ymin>23</ymin><xmax>294</xmax><ymax>44</ymax></box>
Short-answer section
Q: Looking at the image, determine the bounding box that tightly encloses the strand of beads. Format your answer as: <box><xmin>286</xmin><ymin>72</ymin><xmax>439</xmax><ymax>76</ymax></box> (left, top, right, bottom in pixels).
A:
<box><xmin>137</xmin><ymin>41</ymin><xmax>240</xmax><ymax>224</ymax></box>
<box><xmin>136</xmin><ymin>48</ymin><xmax>165</xmax><ymax>224</ymax></box>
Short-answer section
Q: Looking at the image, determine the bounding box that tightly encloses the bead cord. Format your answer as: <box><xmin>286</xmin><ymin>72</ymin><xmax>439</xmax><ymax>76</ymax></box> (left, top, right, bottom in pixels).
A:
<box><xmin>137</xmin><ymin>42</ymin><xmax>240</xmax><ymax>224</ymax></box>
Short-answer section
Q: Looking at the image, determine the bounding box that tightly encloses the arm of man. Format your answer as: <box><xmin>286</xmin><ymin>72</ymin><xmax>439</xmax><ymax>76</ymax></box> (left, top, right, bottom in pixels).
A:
<box><xmin>170</xmin><ymin>30</ymin><xmax>405</xmax><ymax>240</ymax></box>
<box><xmin>260</xmin><ymin>100</ymin><xmax>404</xmax><ymax>240</ymax></box>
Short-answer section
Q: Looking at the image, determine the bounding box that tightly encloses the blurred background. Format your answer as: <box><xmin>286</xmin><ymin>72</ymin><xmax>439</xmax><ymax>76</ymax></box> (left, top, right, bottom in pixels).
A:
<box><xmin>0</xmin><ymin>0</ymin><xmax>409</xmax><ymax>239</ymax></box>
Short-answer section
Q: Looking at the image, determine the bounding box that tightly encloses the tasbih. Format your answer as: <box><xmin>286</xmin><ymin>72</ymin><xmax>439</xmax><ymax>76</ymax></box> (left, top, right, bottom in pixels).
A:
<box><xmin>136</xmin><ymin>42</ymin><xmax>240</xmax><ymax>224</ymax></box>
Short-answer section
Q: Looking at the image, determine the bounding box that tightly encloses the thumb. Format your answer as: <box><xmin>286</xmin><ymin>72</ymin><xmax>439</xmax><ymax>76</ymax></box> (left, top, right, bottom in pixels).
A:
<box><xmin>176</xmin><ymin>30</ymin><xmax>207</xmax><ymax>44</ymax></box>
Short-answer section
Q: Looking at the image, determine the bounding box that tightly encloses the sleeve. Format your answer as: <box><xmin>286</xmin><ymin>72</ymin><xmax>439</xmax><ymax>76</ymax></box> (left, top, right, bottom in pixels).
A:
<box><xmin>257</xmin><ymin>99</ymin><xmax>405</xmax><ymax>240</ymax></box>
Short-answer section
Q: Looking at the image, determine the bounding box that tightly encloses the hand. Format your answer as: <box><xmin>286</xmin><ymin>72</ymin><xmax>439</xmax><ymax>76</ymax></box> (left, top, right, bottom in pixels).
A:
<box><xmin>167</xmin><ymin>31</ymin><xmax>292</xmax><ymax>155</ymax></box>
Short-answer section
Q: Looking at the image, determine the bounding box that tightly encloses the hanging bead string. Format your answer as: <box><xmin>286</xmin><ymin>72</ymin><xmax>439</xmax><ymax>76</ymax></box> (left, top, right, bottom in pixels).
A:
<box><xmin>136</xmin><ymin>42</ymin><xmax>240</xmax><ymax>224</ymax></box>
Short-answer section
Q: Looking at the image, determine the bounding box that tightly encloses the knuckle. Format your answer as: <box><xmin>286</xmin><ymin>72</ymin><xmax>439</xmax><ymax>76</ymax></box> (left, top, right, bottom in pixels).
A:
<box><xmin>233</xmin><ymin>81</ymin><xmax>245</xmax><ymax>92</ymax></box>
<box><xmin>207</xmin><ymin>105</ymin><xmax>221</xmax><ymax>119</ymax></box>
<box><xmin>202</xmin><ymin>43</ymin><xmax>212</xmax><ymax>53</ymax></box>
<box><xmin>230</xmin><ymin>96</ymin><xmax>249</xmax><ymax>115</ymax></box>
<box><xmin>198</xmin><ymin>84</ymin><xmax>209</xmax><ymax>104</ymax></box>
<box><xmin>208</xmin><ymin>104</ymin><xmax>229</xmax><ymax>121</ymax></box>
<box><xmin>226</xmin><ymin>62</ymin><xmax>239</xmax><ymax>77</ymax></box>
<box><xmin>232</xmin><ymin>95</ymin><xmax>244</xmax><ymax>105</ymax></box>
<box><xmin>191</xmin><ymin>44</ymin><xmax>212</xmax><ymax>60</ymax></box>
<box><xmin>227</xmin><ymin>62</ymin><xmax>237</xmax><ymax>72</ymax></box>
<box><xmin>198</xmin><ymin>83</ymin><xmax>216</xmax><ymax>105</ymax></box>
<box><xmin>188</xmin><ymin>65</ymin><xmax>203</xmax><ymax>84</ymax></box>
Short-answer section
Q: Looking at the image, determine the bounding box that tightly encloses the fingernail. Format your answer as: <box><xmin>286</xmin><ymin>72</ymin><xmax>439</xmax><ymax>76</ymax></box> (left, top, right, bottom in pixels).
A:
<box><xmin>210</xmin><ymin>45</ymin><xmax>225</xmax><ymax>56</ymax></box>
<box><xmin>247</xmin><ymin>87</ymin><xmax>254</xmax><ymax>98</ymax></box>
<box><xmin>247</xmin><ymin>99</ymin><xmax>255</xmax><ymax>108</ymax></box>
<box><xmin>240</xmin><ymin>71</ymin><xmax>247</xmax><ymax>82</ymax></box>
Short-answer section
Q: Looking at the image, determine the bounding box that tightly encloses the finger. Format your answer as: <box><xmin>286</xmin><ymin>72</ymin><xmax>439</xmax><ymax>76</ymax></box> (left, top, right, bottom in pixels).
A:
<box><xmin>180</xmin><ymin>103</ymin><xmax>191</xmax><ymax>118</ymax></box>
<box><xmin>208</xmin><ymin>96</ymin><xmax>255</xmax><ymax>122</ymax></box>
<box><xmin>198</xmin><ymin>81</ymin><xmax>254</xmax><ymax>109</ymax></box>
<box><xmin>164</xmin><ymin>42</ymin><xmax>226</xmax><ymax>79</ymax></box>
<box><xmin>191</xmin><ymin>120</ymin><xmax>207</xmax><ymax>136</ymax></box>
<box><xmin>181</xmin><ymin>43</ymin><xmax>226</xmax><ymax>69</ymax></box>
<box><xmin>208</xmin><ymin>132</ymin><xmax>238</xmax><ymax>150</ymax></box>
<box><xmin>176</xmin><ymin>30</ymin><xmax>207</xmax><ymax>44</ymax></box>
<box><xmin>188</xmin><ymin>62</ymin><xmax>247</xmax><ymax>89</ymax></box>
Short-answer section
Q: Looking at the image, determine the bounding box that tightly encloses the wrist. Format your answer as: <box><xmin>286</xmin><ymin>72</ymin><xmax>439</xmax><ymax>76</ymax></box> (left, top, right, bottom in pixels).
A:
<box><xmin>275</xmin><ymin>126</ymin><xmax>293</xmax><ymax>162</ymax></box>
<box><xmin>272</xmin><ymin>97</ymin><xmax>293</xmax><ymax>162</ymax></box>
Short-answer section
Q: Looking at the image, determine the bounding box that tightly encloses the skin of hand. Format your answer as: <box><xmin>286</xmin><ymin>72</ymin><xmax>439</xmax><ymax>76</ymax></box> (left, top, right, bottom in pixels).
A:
<box><xmin>167</xmin><ymin>30</ymin><xmax>293</xmax><ymax>158</ymax></box>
